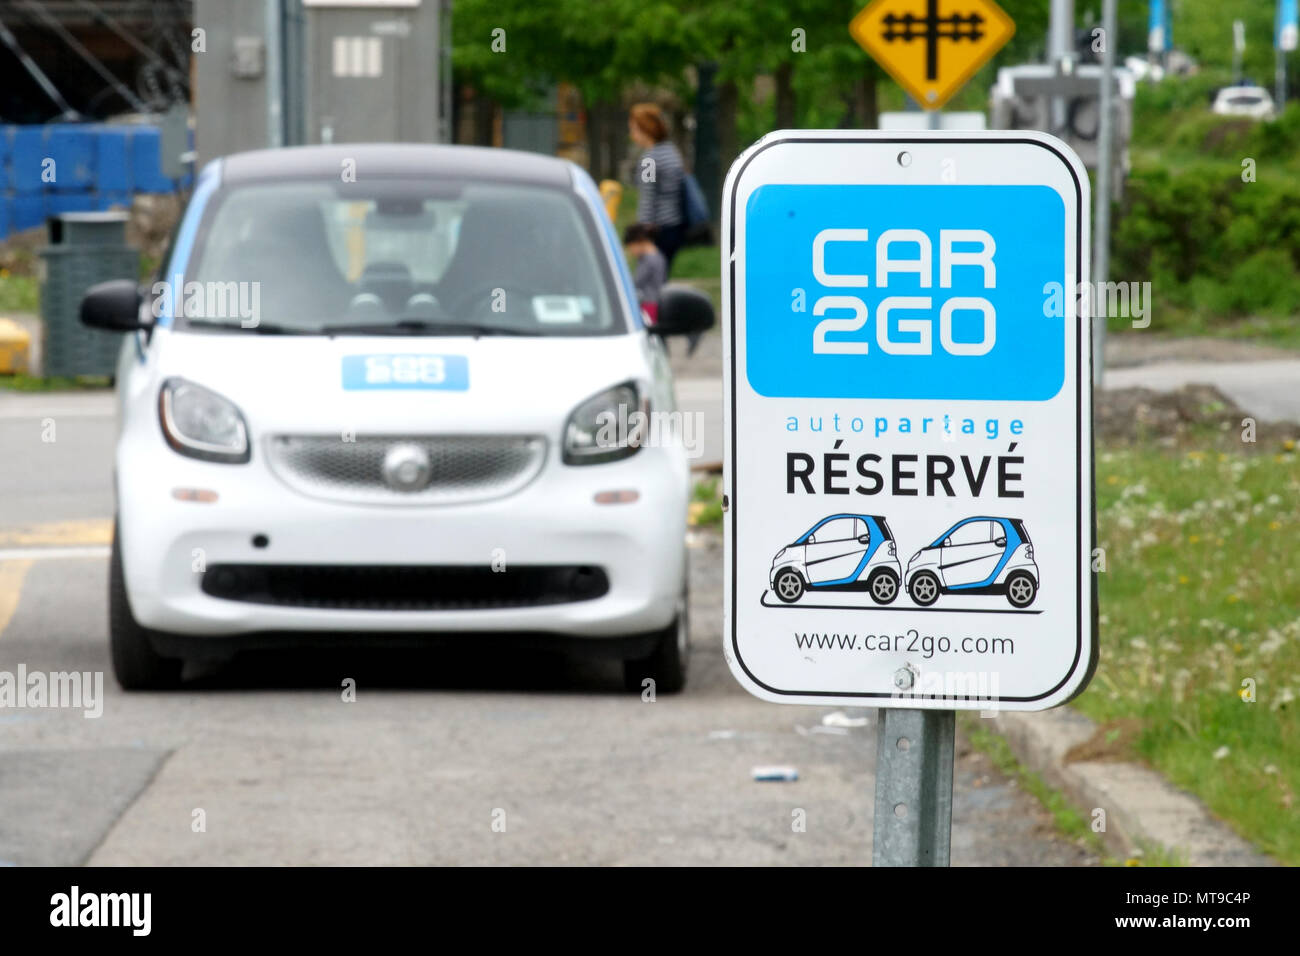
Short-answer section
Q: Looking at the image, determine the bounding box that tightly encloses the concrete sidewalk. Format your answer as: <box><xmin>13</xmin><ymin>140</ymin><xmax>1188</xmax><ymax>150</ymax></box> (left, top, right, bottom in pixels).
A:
<box><xmin>1103</xmin><ymin>359</ymin><xmax>1300</xmax><ymax>424</ymax></box>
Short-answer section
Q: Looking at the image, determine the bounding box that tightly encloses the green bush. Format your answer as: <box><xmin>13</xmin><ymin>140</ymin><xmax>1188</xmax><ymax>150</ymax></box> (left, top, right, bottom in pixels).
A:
<box><xmin>1112</xmin><ymin>158</ymin><xmax>1300</xmax><ymax>331</ymax></box>
<box><xmin>1222</xmin><ymin>249</ymin><xmax>1300</xmax><ymax>316</ymax></box>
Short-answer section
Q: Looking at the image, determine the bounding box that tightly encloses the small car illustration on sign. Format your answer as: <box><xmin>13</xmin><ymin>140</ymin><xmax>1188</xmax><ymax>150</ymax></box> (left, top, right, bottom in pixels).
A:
<box><xmin>769</xmin><ymin>514</ymin><xmax>901</xmax><ymax>605</ymax></box>
<box><xmin>905</xmin><ymin>517</ymin><xmax>1039</xmax><ymax>608</ymax></box>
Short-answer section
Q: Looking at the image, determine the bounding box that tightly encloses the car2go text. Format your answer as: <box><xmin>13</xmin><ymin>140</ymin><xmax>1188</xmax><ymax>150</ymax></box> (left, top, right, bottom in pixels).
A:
<box><xmin>808</xmin><ymin>228</ymin><xmax>998</xmax><ymax>357</ymax></box>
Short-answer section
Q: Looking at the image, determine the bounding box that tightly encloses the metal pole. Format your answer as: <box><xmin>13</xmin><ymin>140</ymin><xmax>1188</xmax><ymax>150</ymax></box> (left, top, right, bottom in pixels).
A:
<box><xmin>283</xmin><ymin>0</ymin><xmax>307</xmax><ymax>146</ymax></box>
<box><xmin>1232</xmin><ymin>21</ymin><xmax>1244</xmax><ymax>86</ymax></box>
<box><xmin>265</xmin><ymin>0</ymin><xmax>284</xmax><ymax>148</ymax></box>
<box><xmin>872</xmin><ymin>708</ymin><xmax>955</xmax><ymax>866</ymax></box>
<box><xmin>1093</xmin><ymin>0</ymin><xmax>1116</xmax><ymax>387</ymax></box>
<box><xmin>1278</xmin><ymin>47</ymin><xmax>1288</xmax><ymax>112</ymax></box>
<box><xmin>441</xmin><ymin>0</ymin><xmax>454</xmax><ymax>143</ymax></box>
<box><xmin>1048</xmin><ymin>0</ymin><xmax>1075</xmax><ymax>133</ymax></box>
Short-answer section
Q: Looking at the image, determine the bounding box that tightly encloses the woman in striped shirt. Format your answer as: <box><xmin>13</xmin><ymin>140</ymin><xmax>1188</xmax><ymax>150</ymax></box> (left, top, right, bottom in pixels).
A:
<box><xmin>628</xmin><ymin>103</ymin><xmax>686</xmax><ymax>270</ymax></box>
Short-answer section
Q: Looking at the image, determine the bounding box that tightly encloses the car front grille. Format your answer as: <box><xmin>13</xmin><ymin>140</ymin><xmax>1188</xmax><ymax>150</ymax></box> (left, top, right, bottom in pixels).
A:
<box><xmin>264</xmin><ymin>434</ymin><xmax>547</xmax><ymax>505</ymax></box>
<box><xmin>201</xmin><ymin>564</ymin><xmax>609</xmax><ymax>610</ymax></box>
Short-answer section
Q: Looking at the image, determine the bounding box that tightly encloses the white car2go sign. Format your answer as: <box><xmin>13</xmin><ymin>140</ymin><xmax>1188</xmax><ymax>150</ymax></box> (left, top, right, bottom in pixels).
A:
<box><xmin>722</xmin><ymin>130</ymin><xmax>1097</xmax><ymax>711</ymax></box>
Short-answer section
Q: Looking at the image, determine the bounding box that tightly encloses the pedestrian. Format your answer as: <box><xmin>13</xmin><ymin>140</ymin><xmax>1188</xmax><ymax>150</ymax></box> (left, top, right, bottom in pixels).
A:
<box><xmin>623</xmin><ymin>222</ymin><xmax>667</xmax><ymax>322</ymax></box>
<box><xmin>628</xmin><ymin>103</ymin><xmax>686</xmax><ymax>271</ymax></box>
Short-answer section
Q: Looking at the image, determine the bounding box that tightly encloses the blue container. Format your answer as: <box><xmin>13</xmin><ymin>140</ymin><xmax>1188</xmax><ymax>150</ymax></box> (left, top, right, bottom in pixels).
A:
<box><xmin>96</xmin><ymin>126</ymin><xmax>133</xmax><ymax>193</ymax></box>
<box><xmin>0</xmin><ymin>198</ymin><xmax>9</xmax><ymax>240</ymax></box>
<box><xmin>46</xmin><ymin>127</ymin><xmax>97</xmax><ymax>192</ymax></box>
<box><xmin>0</xmin><ymin>127</ymin><xmax>13</xmax><ymax>193</ymax></box>
<box><xmin>9</xmin><ymin>193</ymin><xmax>45</xmax><ymax>232</ymax></box>
<box><xmin>47</xmin><ymin>192</ymin><xmax>98</xmax><ymax>218</ymax></box>
<box><xmin>130</xmin><ymin>127</ymin><xmax>174</xmax><ymax>193</ymax></box>
<box><xmin>11</xmin><ymin>127</ymin><xmax>47</xmax><ymax>195</ymax></box>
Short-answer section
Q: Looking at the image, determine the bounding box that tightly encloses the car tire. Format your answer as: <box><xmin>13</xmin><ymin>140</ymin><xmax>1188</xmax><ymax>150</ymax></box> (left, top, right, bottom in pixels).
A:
<box><xmin>1006</xmin><ymin>571</ymin><xmax>1037</xmax><ymax>608</ymax></box>
<box><xmin>866</xmin><ymin>568</ymin><xmax>900</xmax><ymax>605</ymax></box>
<box><xmin>908</xmin><ymin>570</ymin><xmax>941</xmax><ymax>607</ymax></box>
<box><xmin>110</xmin><ymin>522</ymin><xmax>183</xmax><ymax>691</ymax></box>
<box><xmin>773</xmin><ymin>568</ymin><xmax>805</xmax><ymax>604</ymax></box>
<box><xmin>623</xmin><ymin>588</ymin><xmax>688</xmax><ymax>695</ymax></box>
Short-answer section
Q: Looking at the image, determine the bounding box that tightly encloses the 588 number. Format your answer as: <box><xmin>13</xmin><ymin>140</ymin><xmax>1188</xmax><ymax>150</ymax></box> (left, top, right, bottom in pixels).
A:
<box><xmin>364</xmin><ymin>355</ymin><xmax>447</xmax><ymax>385</ymax></box>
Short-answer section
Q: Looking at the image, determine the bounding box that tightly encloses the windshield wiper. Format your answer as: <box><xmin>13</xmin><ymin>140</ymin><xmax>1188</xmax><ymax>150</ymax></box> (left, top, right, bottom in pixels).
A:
<box><xmin>323</xmin><ymin>320</ymin><xmax>540</xmax><ymax>337</ymax></box>
<box><xmin>185</xmin><ymin>318</ymin><xmax>315</xmax><ymax>335</ymax></box>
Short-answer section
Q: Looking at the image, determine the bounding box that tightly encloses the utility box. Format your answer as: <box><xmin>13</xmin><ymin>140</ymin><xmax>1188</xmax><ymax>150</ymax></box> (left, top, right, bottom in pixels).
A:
<box><xmin>40</xmin><ymin>212</ymin><xmax>138</xmax><ymax>379</ymax></box>
<box><xmin>194</xmin><ymin>0</ymin><xmax>447</xmax><ymax>166</ymax></box>
<box><xmin>990</xmin><ymin>64</ymin><xmax>1135</xmax><ymax>196</ymax></box>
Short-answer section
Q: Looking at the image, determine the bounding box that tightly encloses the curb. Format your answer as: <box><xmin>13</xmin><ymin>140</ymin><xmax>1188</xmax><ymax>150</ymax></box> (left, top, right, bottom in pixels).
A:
<box><xmin>988</xmin><ymin>707</ymin><xmax>1275</xmax><ymax>867</ymax></box>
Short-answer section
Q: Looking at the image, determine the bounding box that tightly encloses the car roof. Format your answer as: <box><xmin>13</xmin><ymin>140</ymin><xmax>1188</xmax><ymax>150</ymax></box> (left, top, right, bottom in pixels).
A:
<box><xmin>808</xmin><ymin>514</ymin><xmax>884</xmax><ymax>527</ymax></box>
<box><xmin>217</xmin><ymin>143</ymin><xmax>575</xmax><ymax>189</ymax></box>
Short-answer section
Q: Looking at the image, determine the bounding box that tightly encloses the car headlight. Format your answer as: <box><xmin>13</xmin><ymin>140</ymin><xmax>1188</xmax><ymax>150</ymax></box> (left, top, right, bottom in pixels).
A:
<box><xmin>910</xmin><ymin>551</ymin><xmax>922</xmax><ymax>563</ymax></box>
<box><xmin>158</xmin><ymin>378</ymin><xmax>250</xmax><ymax>463</ymax></box>
<box><xmin>563</xmin><ymin>382</ymin><xmax>647</xmax><ymax>465</ymax></box>
<box><xmin>773</xmin><ymin>547</ymin><xmax>787</xmax><ymax>565</ymax></box>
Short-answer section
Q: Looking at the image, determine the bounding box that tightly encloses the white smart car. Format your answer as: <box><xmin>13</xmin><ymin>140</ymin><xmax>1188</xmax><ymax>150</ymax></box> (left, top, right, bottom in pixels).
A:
<box><xmin>769</xmin><ymin>514</ymin><xmax>901</xmax><ymax>605</ymax></box>
<box><xmin>80</xmin><ymin>144</ymin><xmax>713</xmax><ymax>691</ymax></box>
<box><xmin>904</xmin><ymin>516</ymin><xmax>1039</xmax><ymax>608</ymax></box>
<box><xmin>1211</xmin><ymin>85</ymin><xmax>1276</xmax><ymax>121</ymax></box>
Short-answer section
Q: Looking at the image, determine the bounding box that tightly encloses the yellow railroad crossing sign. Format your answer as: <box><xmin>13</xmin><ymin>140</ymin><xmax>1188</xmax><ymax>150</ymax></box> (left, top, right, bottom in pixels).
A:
<box><xmin>849</xmin><ymin>0</ymin><xmax>1015</xmax><ymax>110</ymax></box>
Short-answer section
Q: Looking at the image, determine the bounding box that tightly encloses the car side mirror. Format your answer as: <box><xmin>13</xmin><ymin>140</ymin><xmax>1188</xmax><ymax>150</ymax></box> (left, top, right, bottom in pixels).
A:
<box><xmin>649</xmin><ymin>284</ymin><xmax>714</xmax><ymax>337</ymax></box>
<box><xmin>856</xmin><ymin>534</ymin><xmax>870</xmax><ymax>544</ymax></box>
<box><xmin>943</xmin><ymin>537</ymin><xmax>952</xmax><ymax>547</ymax></box>
<box><xmin>994</xmin><ymin>536</ymin><xmax>1007</xmax><ymax>547</ymax></box>
<box><xmin>81</xmin><ymin>279</ymin><xmax>148</xmax><ymax>332</ymax></box>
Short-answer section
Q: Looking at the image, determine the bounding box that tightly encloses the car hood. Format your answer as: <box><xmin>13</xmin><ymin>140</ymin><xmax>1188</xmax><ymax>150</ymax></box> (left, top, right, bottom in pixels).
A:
<box><xmin>149</xmin><ymin>329</ymin><xmax>655</xmax><ymax>436</ymax></box>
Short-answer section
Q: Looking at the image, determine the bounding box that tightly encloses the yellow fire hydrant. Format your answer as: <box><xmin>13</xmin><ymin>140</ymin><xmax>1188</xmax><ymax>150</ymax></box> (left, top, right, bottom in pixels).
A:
<box><xmin>0</xmin><ymin>317</ymin><xmax>32</xmax><ymax>374</ymax></box>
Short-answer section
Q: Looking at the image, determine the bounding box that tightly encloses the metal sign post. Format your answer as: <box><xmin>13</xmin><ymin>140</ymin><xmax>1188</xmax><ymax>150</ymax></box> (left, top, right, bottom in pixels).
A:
<box><xmin>1278</xmin><ymin>0</ymin><xmax>1298</xmax><ymax>110</ymax></box>
<box><xmin>1093</xmin><ymin>0</ymin><xmax>1116</xmax><ymax>387</ymax></box>
<box><xmin>873</xmin><ymin>708</ymin><xmax>954</xmax><ymax>866</ymax></box>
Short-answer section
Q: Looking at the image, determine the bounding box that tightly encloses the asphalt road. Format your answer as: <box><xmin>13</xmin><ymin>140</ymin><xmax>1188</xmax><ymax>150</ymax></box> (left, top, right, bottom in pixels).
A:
<box><xmin>0</xmin><ymin>386</ymin><xmax>1095</xmax><ymax>866</ymax></box>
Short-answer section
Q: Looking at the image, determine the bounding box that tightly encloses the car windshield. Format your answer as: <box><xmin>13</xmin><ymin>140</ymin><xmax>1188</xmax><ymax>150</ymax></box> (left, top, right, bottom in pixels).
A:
<box><xmin>178</xmin><ymin>178</ymin><xmax>621</xmax><ymax>336</ymax></box>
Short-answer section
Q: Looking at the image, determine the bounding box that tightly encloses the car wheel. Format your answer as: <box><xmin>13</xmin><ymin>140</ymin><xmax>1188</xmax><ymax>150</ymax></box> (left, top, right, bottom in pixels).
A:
<box><xmin>110</xmin><ymin>522</ymin><xmax>183</xmax><ymax>691</ymax></box>
<box><xmin>773</xmin><ymin>568</ymin><xmax>805</xmax><ymax>604</ymax></box>
<box><xmin>623</xmin><ymin>587</ymin><xmax>689</xmax><ymax>694</ymax></box>
<box><xmin>908</xmin><ymin>570</ymin><xmax>940</xmax><ymax>607</ymax></box>
<box><xmin>1006</xmin><ymin>571</ymin><xmax>1037</xmax><ymax>608</ymax></box>
<box><xmin>867</xmin><ymin>568</ymin><xmax>899</xmax><ymax>605</ymax></box>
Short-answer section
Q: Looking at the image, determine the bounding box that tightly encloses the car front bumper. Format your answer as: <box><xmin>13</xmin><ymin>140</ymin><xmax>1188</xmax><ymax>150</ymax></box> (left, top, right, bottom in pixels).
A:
<box><xmin>117</xmin><ymin>439</ymin><xmax>689</xmax><ymax>640</ymax></box>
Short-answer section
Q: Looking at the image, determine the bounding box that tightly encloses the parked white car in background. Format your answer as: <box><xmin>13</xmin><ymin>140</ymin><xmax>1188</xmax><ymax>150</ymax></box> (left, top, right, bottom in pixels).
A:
<box><xmin>1211</xmin><ymin>85</ymin><xmax>1276</xmax><ymax>120</ymax></box>
<box><xmin>81</xmin><ymin>144</ymin><xmax>713</xmax><ymax>692</ymax></box>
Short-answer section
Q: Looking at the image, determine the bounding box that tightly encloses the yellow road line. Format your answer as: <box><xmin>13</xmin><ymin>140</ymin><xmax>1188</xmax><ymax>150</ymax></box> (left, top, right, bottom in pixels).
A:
<box><xmin>0</xmin><ymin>559</ymin><xmax>33</xmax><ymax>638</ymax></box>
<box><xmin>0</xmin><ymin>518</ymin><xmax>112</xmax><ymax>548</ymax></box>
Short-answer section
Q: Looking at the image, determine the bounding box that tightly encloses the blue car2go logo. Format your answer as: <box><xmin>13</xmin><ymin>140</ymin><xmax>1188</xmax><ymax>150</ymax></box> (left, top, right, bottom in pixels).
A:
<box><xmin>341</xmin><ymin>354</ymin><xmax>469</xmax><ymax>391</ymax></box>
<box><xmin>743</xmin><ymin>184</ymin><xmax>1067</xmax><ymax>401</ymax></box>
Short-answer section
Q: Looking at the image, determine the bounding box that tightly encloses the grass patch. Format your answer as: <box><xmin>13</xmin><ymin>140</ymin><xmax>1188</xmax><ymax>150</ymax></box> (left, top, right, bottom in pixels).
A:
<box><xmin>961</xmin><ymin>716</ymin><xmax>1111</xmax><ymax>862</ymax></box>
<box><xmin>669</xmin><ymin>245</ymin><xmax>720</xmax><ymax>281</ymax></box>
<box><xmin>1085</xmin><ymin>442</ymin><xmax>1300</xmax><ymax>863</ymax></box>
<box><xmin>963</xmin><ymin>716</ymin><xmax>1185</xmax><ymax>867</ymax></box>
<box><xmin>0</xmin><ymin>373</ymin><xmax>111</xmax><ymax>392</ymax></box>
<box><xmin>0</xmin><ymin>276</ymin><xmax>39</xmax><ymax>314</ymax></box>
<box><xmin>689</xmin><ymin>476</ymin><xmax>723</xmax><ymax>528</ymax></box>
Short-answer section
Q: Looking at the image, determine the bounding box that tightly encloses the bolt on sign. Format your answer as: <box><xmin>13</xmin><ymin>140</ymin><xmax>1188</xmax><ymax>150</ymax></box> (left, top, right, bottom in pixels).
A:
<box><xmin>721</xmin><ymin>130</ymin><xmax>1097</xmax><ymax>711</ymax></box>
<box><xmin>849</xmin><ymin>0</ymin><xmax>1015</xmax><ymax>110</ymax></box>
